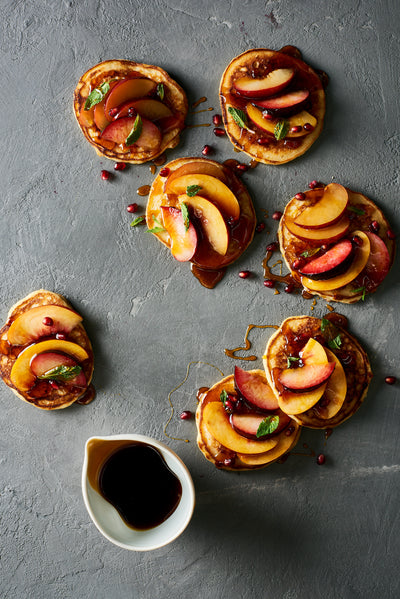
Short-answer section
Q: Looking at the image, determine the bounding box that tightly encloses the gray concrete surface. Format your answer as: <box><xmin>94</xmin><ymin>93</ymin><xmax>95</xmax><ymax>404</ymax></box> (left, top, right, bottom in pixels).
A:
<box><xmin>1</xmin><ymin>1</ymin><xmax>399</xmax><ymax>598</ymax></box>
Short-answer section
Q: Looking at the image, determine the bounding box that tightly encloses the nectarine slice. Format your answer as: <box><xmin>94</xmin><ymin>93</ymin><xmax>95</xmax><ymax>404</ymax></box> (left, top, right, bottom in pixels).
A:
<box><xmin>234</xmin><ymin>68</ymin><xmax>294</xmax><ymax>98</ymax></box>
<box><xmin>278</xmin><ymin>362</ymin><xmax>335</xmax><ymax>392</ymax></box>
<box><xmin>121</xmin><ymin>98</ymin><xmax>172</xmax><ymax>121</ymax></box>
<box><xmin>247</xmin><ymin>103</ymin><xmax>317</xmax><ymax>138</ymax></box>
<box><xmin>234</xmin><ymin>366</ymin><xmax>279</xmax><ymax>412</ymax></box>
<box><xmin>237</xmin><ymin>427</ymin><xmax>300</xmax><ymax>466</ymax></box>
<box><xmin>355</xmin><ymin>231</ymin><xmax>391</xmax><ymax>291</ymax></box>
<box><xmin>231</xmin><ymin>410</ymin><xmax>291</xmax><ymax>439</ymax></box>
<box><xmin>164</xmin><ymin>161</ymin><xmax>228</xmax><ymax>189</ymax></box>
<box><xmin>7</xmin><ymin>305</ymin><xmax>83</xmax><ymax>346</ymax></box>
<box><xmin>255</xmin><ymin>89</ymin><xmax>310</xmax><ymax>112</ymax></box>
<box><xmin>101</xmin><ymin>116</ymin><xmax>162</xmax><ymax>151</ymax></box>
<box><xmin>299</xmin><ymin>239</ymin><xmax>354</xmax><ymax>280</ymax></box>
<box><xmin>285</xmin><ymin>214</ymin><xmax>350</xmax><ymax>244</ymax></box>
<box><xmin>315</xmin><ymin>349</ymin><xmax>347</xmax><ymax>419</ymax></box>
<box><xmin>161</xmin><ymin>206</ymin><xmax>198</xmax><ymax>262</ymax></box>
<box><xmin>178</xmin><ymin>194</ymin><xmax>229</xmax><ymax>256</ymax></box>
<box><xmin>294</xmin><ymin>183</ymin><xmax>349</xmax><ymax>229</ymax></box>
<box><xmin>104</xmin><ymin>78</ymin><xmax>156</xmax><ymax>113</ymax></box>
<box><xmin>30</xmin><ymin>352</ymin><xmax>87</xmax><ymax>388</ymax></box>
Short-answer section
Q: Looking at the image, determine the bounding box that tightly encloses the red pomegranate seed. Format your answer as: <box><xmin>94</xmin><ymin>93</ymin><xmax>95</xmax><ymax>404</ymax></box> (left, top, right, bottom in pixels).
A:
<box><xmin>387</xmin><ymin>229</ymin><xmax>396</xmax><ymax>240</ymax></box>
<box><xmin>236</xmin><ymin>163</ymin><xmax>249</xmax><ymax>174</ymax></box>
<box><xmin>257</xmin><ymin>137</ymin><xmax>271</xmax><ymax>145</ymax></box>
<box><xmin>284</xmin><ymin>283</ymin><xmax>294</xmax><ymax>294</ymax></box>
<box><xmin>127</xmin><ymin>107</ymin><xmax>136</xmax><ymax>117</ymax></box>
<box><xmin>101</xmin><ymin>170</ymin><xmax>111</xmax><ymax>181</ymax></box>
<box><xmin>202</xmin><ymin>144</ymin><xmax>213</xmax><ymax>156</ymax></box>
<box><xmin>108</xmin><ymin>107</ymin><xmax>118</xmax><ymax>118</ymax></box>
<box><xmin>239</xmin><ymin>270</ymin><xmax>251</xmax><ymax>279</ymax></box>
<box><xmin>272</xmin><ymin>211</ymin><xmax>283</xmax><ymax>221</ymax></box>
<box><xmin>293</xmin><ymin>258</ymin><xmax>305</xmax><ymax>270</ymax></box>
<box><xmin>266</xmin><ymin>242</ymin><xmax>278</xmax><ymax>252</ymax></box>
<box><xmin>352</xmin><ymin>235</ymin><xmax>363</xmax><ymax>247</ymax></box>
<box><xmin>159</xmin><ymin>167</ymin><xmax>170</xmax><ymax>177</ymax></box>
<box><xmin>284</xmin><ymin>139</ymin><xmax>301</xmax><ymax>149</ymax></box>
<box><xmin>127</xmin><ymin>203</ymin><xmax>138</xmax><ymax>213</ymax></box>
<box><xmin>223</xmin><ymin>457</ymin><xmax>235</xmax><ymax>467</ymax></box>
<box><xmin>263</xmin><ymin>279</ymin><xmax>274</xmax><ymax>288</ymax></box>
<box><xmin>49</xmin><ymin>380</ymin><xmax>59</xmax><ymax>390</ymax></box>
<box><xmin>262</xmin><ymin>112</ymin><xmax>274</xmax><ymax>120</ymax></box>
<box><xmin>179</xmin><ymin>410</ymin><xmax>193</xmax><ymax>420</ymax></box>
<box><xmin>290</xmin><ymin>126</ymin><xmax>302</xmax><ymax>133</ymax></box>
<box><xmin>385</xmin><ymin>376</ymin><xmax>397</xmax><ymax>385</ymax></box>
<box><xmin>295</xmin><ymin>192</ymin><xmax>306</xmax><ymax>201</ymax></box>
<box><xmin>213</xmin><ymin>127</ymin><xmax>226</xmax><ymax>137</ymax></box>
<box><xmin>212</xmin><ymin>114</ymin><xmax>222</xmax><ymax>126</ymax></box>
<box><xmin>369</xmin><ymin>220</ymin><xmax>379</xmax><ymax>233</ymax></box>
<box><xmin>308</xmin><ymin>180</ymin><xmax>319</xmax><ymax>189</ymax></box>
<box><xmin>285</xmin><ymin>426</ymin><xmax>295</xmax><ymax>436</ymax></box>
<box><xmin>114</xmin><ymin>162</ymin><xmax>126</xmax><ymax>171</ymax></box>
<box><xmin>256</xmin><ymin>222</ymin><xmax>266</xmax><ymax>233</ymax></box>
<box><xmin>42</xmin><ymin>317</ymin><xmax>53</xmax><ymax>326</ymax></box>
<box><xmin>56</xmin><ymin>333</ymin><xmax>66</xmax><ymax>340</ymax></box>
<box><xmin>303</xmin><ymin>123</ymin><xmax>314</xmax><ymax>132</ymax></box>
<box><xmin>316</xmin><ymin>454</ymin><xmax>326</xmax><ymax>465</ymax></box>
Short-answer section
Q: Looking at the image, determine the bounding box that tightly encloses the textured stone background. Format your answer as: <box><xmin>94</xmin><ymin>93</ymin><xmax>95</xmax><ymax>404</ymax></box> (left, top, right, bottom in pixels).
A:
<box><xmin>1</xmin><ymin>1</ymin><xmax>399</xmax><ymax>598</ymax></box>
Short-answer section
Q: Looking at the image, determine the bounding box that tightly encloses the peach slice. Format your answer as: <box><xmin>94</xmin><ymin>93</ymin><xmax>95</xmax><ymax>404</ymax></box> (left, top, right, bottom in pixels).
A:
<box><xmin>301</xmin><ymin>231</ymin><xmax>371</xmax><ymax>291</ymax></box>
<box><xmin>299</xmin><ymin>239</ymin><xmax>354</xmax><ymax>280</ymax></box>
<box><xmin>79</xmin><ymin>105</ymin><xmax>95</xmax><ymax>128</ymax></box>
<box><xmin>237</xmin><ymin>428</ymin><xmax>300</xmax><ymax>466</ymax></box>
<box><xmin>30</xmin><ymin>352</ymin><xmax>87</xmax><ymax>388</ymax></box>
<box><xmin>278</xmin><ymin>362</ymin><xmax>335</xmax><ymax>392</ymax></box>
<box><xmin>178</xmin><ymin>194</ymin><xmax>229</xmax><ymax>256</ymax></box>
<box><xmin>202</xmin><ymin>401</ymin><xmax>279</xmax><ymax>454</ymax></box>
<box><xmin>166</xmin><ymin>174</ymin><xmax>240</xmax><ymax>220</ymax></box>
<box><xmin>234</xmin><ymin>366</ymin><xmax>279</xmax><ymax>412</ymax></box>
<box><xmin>115</xmin><ymin>98</ymin><xmax>172</xmax><ymax>121</ymax></box>
<box><xmin>104</xmin><ymin>78</ymin><xmax>157</xmax><ymax>114</ymax></box>
<box><xmin>355</xmin><ymin>231</ymin><xmax>391</xmax><ymax>292</ymax></box>
<box><xmin>255</xmin><ymin>89</ymin><xmax>310</xmax><ymax>113</ymax></box>
<box><xmin>7</xmin><ymin>305</ymin><xmax>83</xmax><ymax>346</ymax></box>
<box><xmin>101</xmin><ymin>116</ymin><xmax>162</xmax><ymax>152</ymax></box>
<box><xmin>230</xmin><ymin>410</ymin><xmax>291</xmax><ymax>439</ymax></box>
<box><xmin>161</xmin><ymin>206</ymin><xmax>198</xmax><ymax>262</ymax></box>
<box><xmin>10</xmin><ymin>340</ymin><xmax>89</xmax><ymax>393</ymax></box>
<box><xmin>164</xmin><ymin>161</ymin><xmax>228</xmax><ymax>189</ymax></box>
<box><xmin>315</xmin><ymin>349</ymin><xmax>347</xmax><ymax>419</ymax></box>
<box><xmin>234</xmin><ymin>68</ymin><xmax>294</xmax><ymax>98</ymax></box>
<box><xmin>246</xmin><ymin>103</ymin><xmax>317</xmax><ymax>138</ymax></box>
<box><xmin>285</xmin><ymin>214</ymin><xmax>350</xmax><ymax>244</ymax></box>
<box><xmin>294</xmin><ymin>183</ymin><xmax>349</xmax><ymax>229</ymax></box>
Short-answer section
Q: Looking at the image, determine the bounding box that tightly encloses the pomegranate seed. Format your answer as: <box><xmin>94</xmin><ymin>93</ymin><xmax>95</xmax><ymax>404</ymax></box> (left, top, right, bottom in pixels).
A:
<box><xmin>224</xmin><ymin>398</ymin><xmax>236</xmax><ymax>412</ymax></box>
<box><xmin>179</xmin><ymin>410</ymin><xmax>193</xmax><ymax>420</ymax></box>
<box><xmin>202</xmin><ymin>144</ymin><xmax>213</xmax><ymax>156</ymax></box>
<box><xmin>212</xmin><ymin>114</ymin><xmax>222</xmax><ymax>126</ymax></box>
<box><xmin>256</xmin><ymin>222</ymin><xmax>266</xmax><ymax>233</ymax></box>
<box><xmin>352</xmin><ymin>235</ymin><xmax>363</xmax><ymax>247</ymax></box>
<box><xmin>257</xmin><ymin>137</ymin><xmax>271</xmax><ymax>145</ymax></box>
<box><xmin>272</xmin><ymin>211</ymin><xmax>283</xmax><ymax>221</ymax></box>
<box><xmin>159</xmin><ymin>167</ymin><xmax>170</xmax><ymax>177</ymax></box>
<box><xmin>387</xmin><ymin>229</ymin><xmax>396</xmax><ymax>240</ymax></box>
<box><xmin>114</xmin><ymin>162</ymin><xmax>126</xmax><ymax>171</ymax></box>
<box><xmin>369</xmin><ymin>220</ymin><xmax>379</xmax><ymax>233</ymax></box>
<box><xmin>285</xmin><ymin>426</ymin><xmax>295</xmax><ymax>436</ymax></box>
<box><xmin>295</xmin><ymin>192</ymin><xmax>306</xmax><ymax>201</ymax></box>
<box><xmin>56</xmin><ymin>333</ymin><xmax>66</xmax><ymax>340</ymax></box>
<box><xmin>262</xmin><ymin>111</ymin><xmax>274</xmax><ymax>120</ymax></box>
<box><xmin>316</xmin><ymin>454</ymin><xmax>326</xmax><ymax>465</ymax></box>
<box><xmin>293</xmin><ymin>258</ymin><xmax>305</xmax><ymax>270</ymax></box>
<box><xmin>284</xmin><ymin>283</ymin><xmax>294</xmax><ymax>294</ymax></box>
<box><xmin>320</xmin><ymin>244</ymin><xmax>329</xmax><ymax>251</ymax></box>
<box><xmin>303</xmin><ymin>122</ymin><xmax>314</xmax><ymax>132</ymax></box>
<box><xmin>308</xmin><ymin>180</ymin><xmax>318</xmax><ymax>189</ymax></box>
<box><xmin>223</xmin><ymin>457</ymin><xmax>235</xmax><ymax>467</ymax></box>
<box><xmin>108</xmin><ymin>107</ymin><xmax>118</xmax><ymax>118</ymax></box>
<box><xmin>127</xmin><ymin>107</ymin><xmax>136</xmax><ymax>117</ymax></box>
<box><xmin>263</xmin><ymin>279</ymin><xmax>274</xmax><ymax>288</ymax></box>
<box><xmin>385</xmin><ymin>376</ymin><xmax>397</xmax><ymax>385</ymax></box>
<box><xmin>290</xmin><ymin>125</ymin><xmax>302</xmax><ymax>133</ymax></box>
<box><xmin>239</xmin><ymin>270</ymin><xmax>251</xmax><ymax>279</ymax></box>
<box><xmin>42</xmin><ymin>317</ymin><xmax>53</xmax><ymax>327</ymax></box>
<box><xmin>284</xmin><ymin>139</ymin><xmax>301</xmax><ymax>149</ymax></box>
<box><xmin>127</xmin><ymin>203</ymin><xmax>138</xmax><ymax>213</ymax></box>
<box><xmin>266</xmin><ymin>242</ymin><xmax>278</xmax><ymax>252</ymax></box>
<box><xmin>101</xmin><ymin>170</ymin><xmax>111</xmax><ymax>181</ymax></box>
<box><xmin>49</xmin><ymin>380</ymin><xmax>59</xmax><ymax>390</ymax></box>
<box><xmin>236</xmin><ymin>163</ymin><xmax>249</xmax><ymax>174</ymax></box>
<box><xmin>227</xmin><ymin>216</ymin><xmax>235</xmax><ymax>227</ymax></box>
<box><xmin>213</xmin><ymin>127</ymin><xmax>225</xmax><ymax>137</ymax></box>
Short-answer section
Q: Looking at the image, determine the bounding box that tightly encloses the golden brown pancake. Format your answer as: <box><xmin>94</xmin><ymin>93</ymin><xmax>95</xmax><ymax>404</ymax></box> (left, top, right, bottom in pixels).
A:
<box><xmin>196</xmin><ymin>370</ymin><xmax>301</xmax><ymax>470</ymax></box>
<box><xmin>263</xmin><ymin>315</ymin><xmax>372</xmax><ymax>429</ymax></box>
<box><xmin>0</xmin><ymin>290</ymin><xmax>94</xmax><ymax>410</ymax></box>
<box><xmin>219</xmin><ymin>47</ymin><xmax>325</xmax><ymax>164</ymax></box>
<box><xmin>74</xmin><ymin>59</ymin><xmax>187</xmax><ymax>164</ymax></box>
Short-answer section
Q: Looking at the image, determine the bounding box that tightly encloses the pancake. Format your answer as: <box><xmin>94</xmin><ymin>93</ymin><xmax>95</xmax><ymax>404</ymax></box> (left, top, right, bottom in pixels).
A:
<box><xmin>74</xmin><ymin>59</ymin><xmax>187</xmax><ymax>164</ymax></box>
<box><xmin>278</xmin><ymin>185</ymin><xmax>395</xmax><ymax>302</ymax></box>
<box><xmin>219</xmin><ymin>47</ymin><xmax>326</xmax><ymax>165</ymax></box>
<box><xmin>196</xmin><ymin>370</ymin><xmax>301</xmax><ymax>471</ymax></box>
<box><xmin>146</xmin><ymin>157</ymin><xmax>256</xmax><ymax>287</ymax></box>
<box><xmin>263</xmin><ymin>315</ymin><xmax>372</xmax><ymax>429</ymax></box>
<box><xmin>0</xmin><ymin>290</ymin><xmax>94</xmax><ymax>410</ymax></box>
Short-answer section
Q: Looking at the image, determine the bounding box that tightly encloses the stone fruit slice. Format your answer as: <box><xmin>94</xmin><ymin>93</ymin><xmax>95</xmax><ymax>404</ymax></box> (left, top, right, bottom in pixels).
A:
<box><xmin>279</xmin><ymin>362</ymin><xmax>335</xmax><ymax>393</ymax></box>
<box><xmin>115</xmin><ymin>98</ymin><xmax>172</xmax><ymax>121</ymax></box>
<box><xmin>101</xmin><ymin>116</ymin><xmax>162</xmax><ymax>151</ymax></box>
<box><xmin>314</xmin><ymin>350</ymin><xmax>347</xmax><ymax>419</ymax></box>
<box><xmin>294</xmin><ymin>183</ymin><xmax>349</xmax><ymax>229</ymax></box>
<box><xmin>161</xmin><ymin>206</ymin><xmax>198</xmax><ymax>262</ymax></box>
<box><xmin>178</xmin><ymin>194</ymin><xmax>229</xmax><ymax>256</ymax></box>
<box><xmin>10</xmin><ymin>340</ymin><xmax>89</xmax><ymax>393</ymax></box>
<box><xmin>202</xmin><ymin>401</ymin><xmax>279</xmax><ymax>454</ymax></box>
<box><xmin>234</xmin><ymin>68</ymin><xmax>295</xmax><ymax>98</ymax></box>
<box><xmin>237</xmin><ymin>427</ymin><xmax>300</xmax><ymax>466</ymax></box>
<box><xmin>104</xmin><ymin>78</ymin><xmax>156</xmax><ymax>113</ymax></box>
<box><xmin>247</xmin><ymin>103</ymin><xmax>317</xmax><ymax>138</ymax></box>
<box><xmin>285</xmin><ymin>214</ymin><xmax>350</xmax><ymax>244</ymax></box>
<box><xmin>30</xmin><ymin>352</ymin><xmax>87</xmax><ymax>388</ymax></box>
<box><xmin>302</xmin><ymin>231</ymin><xmax>370</xmax><ymax>291</ymax></box>
<box><xmin>299</xmin><ymin>239</ymin><xmax>354</xmax><ymax>280</ymax></box>
<box><xmin>165</xmin><ymin>174</ymin><xmax>240</xmax><ymax>221</ymax></box>
<box><xmin>355</xmin><ymin>231</ymin><xmax>391</xmax><ymax>292</ymax></box>
<box><xmin>234</xmin><ymin>366</ymin><xmax>279</xmax><ymax>412</ymax></box>
<box><xmin>7</xmin><ymin>305</ymin><xmax>83</xmax><ymax>346</ymax></box>
<box><xmin>164</xmin><ymin>160</ymin><xmax>228</xmax><ymax>188</ymax></box>
<box><xmin>255</xmin><ymin>89</ymin><xmax>310</xmax><ymax>112</ymax></box>
<box><xmin>230</xmin><ymin>410</ymin><xmax>291</xmax><ymax>439</ymax></box>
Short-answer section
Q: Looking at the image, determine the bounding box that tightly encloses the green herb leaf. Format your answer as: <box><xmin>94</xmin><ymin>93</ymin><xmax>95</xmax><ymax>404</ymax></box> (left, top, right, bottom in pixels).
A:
<box><xmin>157</xmin><ymin>83</ymin><xmax>165</xmax><ymax>101</ymax></box>
<box><xmin>287</xmin><ymin>356</ymin><xmax>300</xmax><ymax>368</ymax></box>
<box><xmin>181</xmin><ymin>202</ymin><xmax>190</xmax><ymax>232</ymax></box>
<box><xmin>352</xmin><ymin>286</ymin><xmax>366</xmax><ymax>301</ymax></box>
<box><xmin>186</xmin><ymin>184</ymin><xmax>202</xmax><ymax>197</ymax></box>
<box><xmin>301</xmin><ymin>247</ymin><xmax>321</xmax><ymax>258</ymax></box>
<box><xmin>328</xmin><ymin>334</ymin><xmax>342</xmax><ymax>350</ymax></box>
<box><xmin>130</xmin><ymin>215</ymin><xmax>146</xmax><ymax>227</ymax></box>
<box><xmin>125</xmin><ymin>114</ymin><xmax>143</xmax><ymax>145</ymax></box>
<box><xmin>348</xmin><ymin>205</ymin><xmax>365</xmax><ymax>215</ymax></box>
<box><xmin>84</xmin><ymin>81</ymin><xmax>110</xmax><ymax>110</ymax></box>
<box><xmin>146</xmin><ymin>217</ymin><xmax>166</xmax><ymax>234</ymax></box>
<box><xmin>321</xmin><ymin>318</ymin><xmax>331</xmax><ymax>333</ymax></box>
<box><xmin>228</xmin><ymin>106</ymin><xmax>250</xmax><ymax>131</ymax></box>
<box><xmin>257</xmin><ymin>415</ymin><xmax>279</xmax><ymax>438</ymax></box>
<box><xmin>274</xmin><ymin>120</ymin><xmax>290</xmax><ymax>141</ymax></box>
<box><xmin>39</xmin><ymin>365</ymin><xmax>82</xmax><ymax>382</ymax></box>
<box><xmin>220</xmin><ymin>389</ymin><xmax>229</xmax><ymax>406</ymax></box>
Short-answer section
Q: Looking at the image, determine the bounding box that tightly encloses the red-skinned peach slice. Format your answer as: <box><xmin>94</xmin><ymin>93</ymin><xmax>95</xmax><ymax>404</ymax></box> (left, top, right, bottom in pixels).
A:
<box><xmin>234</xmin><ymin>68</ymin><xmax>295</xmax><ymax>98</ymax></box>
<box><xmin>246</xmin><ymin>103</ymin><xmax>317</xmax><ymax>138</ymax></box>
<box><xmin>164</xmin><ymin>161</ymin><xmax>228</xmax><ymax>189</ymax></box>
<box><xmin>230</xmin><ymin>410</ymin><xmax>291</xmax><ymax>440</ymax></box>
<box><xmin>30</xmin><ymin>352</ymin><xmax>87</xmax><ymax>388</ymax></box>
<box><xmin>255</xmin><ymin>89</ymin><xmax>310</xmax><ymax>112</ymax></box>
<box><xmin>202</xmin><ymin>401</ymin><xmax>279</xmax><ymax>454</ymax></box>
<box><xmin>314</xmin><ymin>349</ymin><xmax>347</xmax><ymax>419</ymax></box>
<box><xmin>278</xmin><ymin>362</ymin><xmax>335</xmax><ymax>393</ymax></box>
<box><xmin>161</xmin><ymin>206</ymin><xmax>198</xmax><ymax>262</ymax></box>
<box><xmin>285</xmin><ymin>214</ymin><xmax>350</xmax><ymax>244</ymax></box>
<box><xmin>354</xmin><ymin>231</ymin><xmax>391</xmax><ymax>292</ymax></box>
<box><xmin>178</xmin><ymin>194</ymin><xmax>229</xmax><ymax>256</ymax></box>
<box><xmin>7</xmin><ymin>305</ymin><xmax>83</xmax><ymax>346</ymax></box>
<box><xmin>92</xmin><ymin>80</ymin><xmax>119</xmax><ymax>130</ymax></box>
<box><xmin>10</xmin><ymin>340</ymin><xmax>89</xmax><ymax>393</ymax></box>
<box><xmin>299</xmin><ymin>239</ymin><xmax>354</xmax><ymax>280</ymax></box>
<box><xmin>234</xmin><ymin>366</ymin><xmax>279</xmax><ymax>412</ymax></box>
<box><xmin>302</xmin><ymin>231</ymin><xmax>370</xmax><ymax>291</ymax></box>
<box><xmin>101</xmin><ymin>116</ymin><xmax>162</xmax><ymax>152</ymax></box>
<box><xmin>294</xmin><ymin>183</ymin><xmax>349</xmax><ymax>229</ymax></box>
<box><xmin>157</xmin><ymin>114</ymin><xmax>182</xmax><ymax>133</ymax></box>
<box><xmin>114</xmin><ymin>98</ymin><xmax>172</xmax><ymax>121</ymax></box>
<box><xmin>104</xmin><ymin>78</ymin><xmax>157</xmax><ymax>113</ymax></box>
<box><xmin>166</xmin><ymin>174</ymin><xmax>240</xmax><ymax>220</ymax></box>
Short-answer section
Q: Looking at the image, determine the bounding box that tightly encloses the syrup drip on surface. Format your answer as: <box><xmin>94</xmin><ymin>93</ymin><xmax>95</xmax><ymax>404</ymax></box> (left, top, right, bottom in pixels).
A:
<box><xmin>326</xmin><ymin>304</ymin><xmax>334</xmax><ymax>312</ymax></box>
<box><xmin>149</xmin><ymin>164</ymin><xmax>156</xmax><ymax>175</ymax></box>
<box><xmin>290</xmin><ymin>442</ymin><xmax>316</xmax><ymax>458</ymax></box>
<box><xmin>191</xmin><ymin>96</ymin><xmax>207</xmax><ymax>109</ymax></box>
<box><xmin>224</xmin><ymin>324</ymin><xmax>279</xmax><ymax>361</ymax></box>
<box><xmin>153</xmin><ymin>153</ymin><xmax>166</xmax><ymax>166</ymax></box>
<box><xmin>324</xmin><ymin>428</ymin><xmax>333</xmax><ymax>441</ymax></box>
<box><xmin>185</xmin><ymin>123</ymin><xmax>211</xmax><ymax>129</ymax></box>
<box><xmin>77</xmin><ymin>383</ymin><xmax>96</xmax><ymax>405</ymax></box>
<box><xmin>310</xmin><ymin>298</ymin><xmax>317</xmax><ymax>311</ymax></box>
<box><xmin>137</xmin><ymin>184</ymin><xmax>151</xmax><ymax>196</ymax></box>
<box><xmin>190</xmin><ymin>107</ymin><xmax>213</xmax><ymax>114</ymax></box>
<box><xmin>262</xmin><ymin>250</ymin><xmax>298</xmax><ymax>286</ymax></box>
<box><xmin>191</xmin><ymin>264</ymin><xmax>226</xmax><ymax>289</ymax></box>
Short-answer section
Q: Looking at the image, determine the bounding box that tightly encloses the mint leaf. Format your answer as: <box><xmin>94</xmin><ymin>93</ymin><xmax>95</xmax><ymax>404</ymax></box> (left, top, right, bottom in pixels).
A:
<box><xmin>220</xmin><ymin>389</ymin><xmax>229</xmax><ymax>406</ymax></box>
<box><xmin>287</xmin><ymin>356</ymin><xmax>300</xmax><ymax>368</ymax></box>
<box><xmin>321</xmin><ymin>318</ymin><xmax>331</xmax><ymax>333</ymax></box>
<box><xmin>181</xmin><ymin>202</ymin><xmax>190</xmax><ymax>231</ymax></box>
<box><xmin>125</xmin><ymin>114</ymin><xmax>143</xmax><ymax>145</ymax></box>
<box><xmin>257</xmin><ymin>415</ymin><xmax>279</xmax><ymax>437</ymax></box>
<box><xmin>274</xmin><ymin>120</ymin><xmax>290</xmax><ymax>141</ymax></box>
<box><xmin>186</xmin><ymin>184</ymin><xmax>202</xmax><ymax>197</ymax></box>
<box><xmin>301</xmin><ymin>247</ymin><xmax>321</xmax><ymax>258</ymax></box>
<box><xmin>328</xmin><ymin>334</ymin><xmax>342</xmax><ymax>350</ymax></box>
<box><xmin>39</xmin><ymin>365</ymin><xmax>82</xmax><ymax>382</ymax></box>
<box><xmin>84</xmin><ymin>81</ymin><xmax>110</xmax><ymax>110</ymax></box>
<box><xmin>157</xmin><ymin>83</ymin><xmax>165</xmax><ymax>101</ymax></box>
<box><xmin>348</xmin><ymin>205</ymin><xmax>365</xmax><ymax>215</ymax></box>
<box><xmin>228</xmin><ymin>106</ymin><xmax>250</xmax><ymax>131</ymax></box>
<box><xmin>352</xmin><ymin>286</ymin><xmax>366</xmax><ymax>301</ymax></box>
<box><xmin>130</xmin><ymin>215</ymin><xmax>146</xmax><ymax>227</ymax></box>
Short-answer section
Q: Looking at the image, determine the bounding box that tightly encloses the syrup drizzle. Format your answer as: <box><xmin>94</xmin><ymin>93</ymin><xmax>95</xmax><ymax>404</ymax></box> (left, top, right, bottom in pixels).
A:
<box><xmin>137</xmin><ymin>184</ymin><xmax>151</xmax><ymax>196</ymax></box>
<box><xmin>190</xmin><ymin>107</ymin><xmax>214</xmax><ymax>114</ymax></box>
<box><xmin>76</xmin><ymin>383</ymin><xmax>96</xmax><ymax>405</ymax></box>
<box><xmin>224</xmin><ymin>324</ymin><xmax>278</xmax><ymax>361</ymax></box>
<box><xmin>191</xmin><ymin>96</ymin><xmax>207</xmax><ymax>109</ymax></box>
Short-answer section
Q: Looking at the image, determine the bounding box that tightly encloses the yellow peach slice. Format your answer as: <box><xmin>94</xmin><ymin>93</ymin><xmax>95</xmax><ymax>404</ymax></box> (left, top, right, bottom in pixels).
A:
<box><xmin>10</xmin><ymin>340</ymin><xmax>89</xmax><ymax>393</ymax></box>
<box><xmin>165</xmin><ymin>174</ymin><xmax>240</xmax><ymax>220</ymax></box>
<box><xmin>301</xmin><ymin>231</ymin><xmax>370</xmax><ymax>291</ymax></box>
<box><xmin>246</xmin><ymin>103</ymin><xmax>317</xmax><ymax>138</ymax></box>
<box><xmin>284</xmin><ymin>214</ymin><xmax>350</xmax><ymax>244</ymax></box>
<box><xmin>164</xmin><ymin>160</ymin><xmax>228</xmax><ymax>189</ymax></box>
<box><xmin>237</xmin><ymin>426</ymin><xmax>300</xmax><ymax>465</ymax></box>
<box><xmin>178</xmin><ymin>194</ymin><xmax>229</xmax><ymax>255</ymax></box>
<box><xmin>202</xmin><ymin>401</ymin><xmax>279</xmax><ymax>454</ymax></box>
<box><xmin>7</xmin><ymin>305</ymin><xmax>83</xmax><ymax>346</ymax></box>
<box><xmin>294</xmin><ymin>183</ymin><xmax>349</xmax><ymax>229</ymax></box>
<box><xmin>315</xmin><ymin>349</ymin><xmax>347</xmax><ymax>419</ymax></box>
